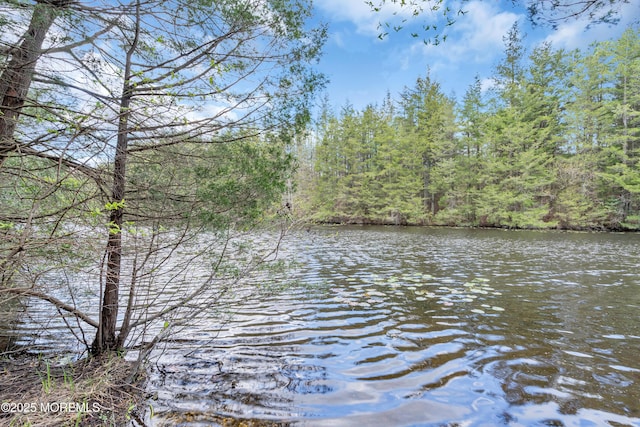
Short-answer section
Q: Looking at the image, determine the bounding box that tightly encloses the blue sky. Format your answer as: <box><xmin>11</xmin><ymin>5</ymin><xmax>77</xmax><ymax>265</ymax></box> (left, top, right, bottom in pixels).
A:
<box><xmin>311</xmin><ymin>0</ymin><xmax>640</xmax><ymax>111</ymax></box>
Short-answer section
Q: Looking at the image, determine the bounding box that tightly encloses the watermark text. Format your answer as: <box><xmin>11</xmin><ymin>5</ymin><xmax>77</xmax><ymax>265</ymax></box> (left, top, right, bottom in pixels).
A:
<box><xmin>1</xmin><ymin>401</ymin><xmax>101</xmax><ymax>414</ymax></box>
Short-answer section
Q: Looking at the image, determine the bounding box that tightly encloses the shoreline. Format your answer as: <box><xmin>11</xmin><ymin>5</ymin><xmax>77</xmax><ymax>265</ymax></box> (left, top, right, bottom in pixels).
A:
<box><xmin>0</xmin><ymin>353</ymin><xmax>146</xmax><ymax>426</ymax></box>
<box><xmin>303</xmin><ymin>217</ymin><xmax>640</xmax><ymax>233</ymax></box>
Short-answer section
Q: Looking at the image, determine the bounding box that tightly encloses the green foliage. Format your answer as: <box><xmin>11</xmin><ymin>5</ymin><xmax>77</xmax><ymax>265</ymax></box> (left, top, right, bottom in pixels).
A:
<box><xmin>299</xmin><ymin>26</ymin><xmax>640</xmax><ymax>230</ymax></box>
<box><xmin>126</xmin><ymin>134</ymin><xmax>292</xmax><ymax>230</ymax></box>
<box><xmin>104</xmin><ymin>200</ymin><xmax>126</xmax><ymax>211</ymax></box>
<box><xmin>39</xmin><ymin>360</ymin><xmax>53</xmax><ymax>394</ymax></box>
<box><xmin>0</xmin><ymin>154</ymin><xmax>104</xmax><ymax>291</ymax></box>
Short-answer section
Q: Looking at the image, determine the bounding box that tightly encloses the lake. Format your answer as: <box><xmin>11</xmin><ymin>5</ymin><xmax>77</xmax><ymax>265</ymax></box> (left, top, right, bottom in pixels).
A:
<box><xmin>141</xmin><ymin>226</ymin><xmax>640</xmax><ymax>426</ymax></box>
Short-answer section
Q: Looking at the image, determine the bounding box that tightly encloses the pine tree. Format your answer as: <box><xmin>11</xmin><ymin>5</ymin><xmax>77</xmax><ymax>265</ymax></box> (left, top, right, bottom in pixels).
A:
<box><xmin>398</xmin><ymin>73</ymin><xmax>456</xmax><ymax>219</ymax></box>
<box><xmin>597</xmin><ymin>28</ymin><xmax>640</xmax><ymax>227</ymax></box>
<box><xmin>445</xmin><ymin>76</ymin><xmax>487</xmax><ymax>224</ymax></box>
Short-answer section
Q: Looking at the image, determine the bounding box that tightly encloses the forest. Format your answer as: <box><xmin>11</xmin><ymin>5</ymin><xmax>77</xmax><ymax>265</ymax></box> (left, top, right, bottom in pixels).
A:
<box><xmin>294</xmin><ymin>25</ymin><xmax>640</xmax><ymax>231</ymax></box>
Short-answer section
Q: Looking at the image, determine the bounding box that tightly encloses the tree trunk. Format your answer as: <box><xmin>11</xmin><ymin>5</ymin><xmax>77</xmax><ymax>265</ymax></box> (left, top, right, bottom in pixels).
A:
<box><xmin>0</xmin><ymin>1</ymin><xmax>70</xmax><ymax>167</ymax></box>
<box><xmin>92</xmin><ymin>136</ymin><xmax>128</xmax><ymax>354</ymax></box>
<box><xmin>91</xmin><ymin>0</ymin><xmax>140</xmax><ymax>355</ymax></box>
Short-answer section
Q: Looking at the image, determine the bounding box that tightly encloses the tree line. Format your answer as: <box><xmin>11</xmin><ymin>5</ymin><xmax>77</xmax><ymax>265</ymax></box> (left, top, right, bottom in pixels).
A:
<box><xmin>296</xmin><ymin>25</ymin><xmax>640</xmax><ymax>230</ymax></box>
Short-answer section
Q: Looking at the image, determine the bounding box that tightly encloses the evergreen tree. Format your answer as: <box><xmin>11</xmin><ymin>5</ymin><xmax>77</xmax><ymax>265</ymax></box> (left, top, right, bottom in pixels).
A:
<box><xmin>301</xmin><ymin>27</ymin><xmax>640</xmax><ymax>230</ymax></box>
<box><xmin>398</xmin><ymin>73</ymin><xmax>456</xmax><ymax>218</ymax></box>
<box><xmin>555</xmin><ymin>44</ymin><xmax>614</xmax><ymax>227</ymax></box>
<box><xmin>443</xmin><ymin>76</ymin><xmax>487</xmax><ymax>224</ymax></box>
<box><xmin>375</xmin><ymin>101</ymin><xmax>425</xmax><ymax>223</ymax></box>
<box><xmin>597</xmin><ymin>28</ymin><xmax>640</xmax><ymax>227</ymax></box>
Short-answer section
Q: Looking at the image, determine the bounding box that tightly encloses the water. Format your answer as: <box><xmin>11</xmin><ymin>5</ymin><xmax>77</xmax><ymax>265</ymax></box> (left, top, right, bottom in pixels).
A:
<box><xmin>5</xmin><ymin>226</ymin><xmax>640</xmax><ymax>426</ymax></box>
<box><xmin>144</xmin><ymin>226</ymin><xmax>640</xmax><ymax>426</ymax></box>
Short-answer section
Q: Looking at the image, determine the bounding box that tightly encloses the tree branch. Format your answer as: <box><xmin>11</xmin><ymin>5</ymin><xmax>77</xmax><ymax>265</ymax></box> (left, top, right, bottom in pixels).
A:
<box><xmin>1</xmin><ymin>288</ymin><xmax>98</xmax><ymax>328</ymax></box>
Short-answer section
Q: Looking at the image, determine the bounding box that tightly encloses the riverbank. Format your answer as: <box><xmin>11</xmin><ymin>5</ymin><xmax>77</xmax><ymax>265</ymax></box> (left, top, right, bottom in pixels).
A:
<box><xmin>308</xmin><ymin>215</ymin><xmax>640</xmax><ymax>232</ymax></box>
<box><xmin>0</xmin><ymin>354</ymin><xmax>146</xmax><ymax>426</ymax></box>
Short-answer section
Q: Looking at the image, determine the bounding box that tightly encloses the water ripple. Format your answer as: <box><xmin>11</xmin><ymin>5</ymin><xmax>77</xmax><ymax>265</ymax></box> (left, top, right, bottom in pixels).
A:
<box><xmin>6</xmin><ymin>226</ymin><xmax>640</xmax><ymax>426</ymax></box>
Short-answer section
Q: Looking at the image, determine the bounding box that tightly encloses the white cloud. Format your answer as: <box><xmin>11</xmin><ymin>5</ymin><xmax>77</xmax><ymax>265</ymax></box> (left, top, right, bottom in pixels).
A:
<box><xmin>331</xmin><ymin>31</ymin><xmax>346</xmax><ymax>49</ymax></box>
<box><xmin>316</xmin><ymin>0</ymin><xmax>424</xmax><ymax>36</ymax></box>
<box><xmin>458</xmin><ymin>1</ymin><xmax>521</xmax><ymax>52</ymax></box>
<box><xmin>316</xmin><ymin>0</ymin><xmax>380</xmax><ymax>35</ymax></box>
<box><xmin>543</xmin><ymin>22</ymin><xmax>585</xmax><ymax>50</ymax></box>
<box><xmin>480</xmin><ymin>77</ymin><xmax>495</xmax><ymax>93</ymax></box>
<box><xmin>544</xmin><ymin>2</ymin><xmax>640</xmax><ymax>50</ymax></box>
<box><xmin>406</xmin><ymin>1</ymin><xmax>522</xmax><ymax>68</ymax></box>
<box><xmin>186</xmin><ymin>102</ymin><xmax>238</xmax><ymax>124</ymax></box>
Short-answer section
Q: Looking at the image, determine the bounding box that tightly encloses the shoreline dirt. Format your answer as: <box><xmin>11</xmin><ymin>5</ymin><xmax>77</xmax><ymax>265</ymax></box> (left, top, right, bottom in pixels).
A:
<box><xmin>0</xmin><ymin>353</ymin><xmax>146</xmax><ymax>426</ymax></box>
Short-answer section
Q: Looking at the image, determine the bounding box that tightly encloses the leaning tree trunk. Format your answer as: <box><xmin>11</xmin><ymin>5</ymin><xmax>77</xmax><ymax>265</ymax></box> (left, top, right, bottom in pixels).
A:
<box><xmin>0</xmin><ymin>0</ymin><xmax>70</xmax><ymax>168</ymax></box>
<box><xmin>91</xmin><ymin>0</ymin><xmax>140</xmax><ymax>355</ymax></box>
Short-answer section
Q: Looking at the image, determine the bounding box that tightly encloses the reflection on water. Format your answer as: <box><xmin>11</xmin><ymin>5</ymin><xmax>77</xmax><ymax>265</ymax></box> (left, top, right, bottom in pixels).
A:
<box><xmin>6</xmin><ymin>226</ymin><xmax>640</xmax><ymax>426</ymax></box>
<box><xmin>143</xmin><ymin>226</ymin><xmax>640</xmax><ymax>426</ymax></box>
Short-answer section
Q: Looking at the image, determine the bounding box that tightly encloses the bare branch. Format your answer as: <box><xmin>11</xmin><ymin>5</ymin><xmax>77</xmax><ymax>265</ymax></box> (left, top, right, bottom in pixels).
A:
<box><xmin>0</xmin><ymin>288</ymin><xmax>98</xmax><ymax>328</ymax></box>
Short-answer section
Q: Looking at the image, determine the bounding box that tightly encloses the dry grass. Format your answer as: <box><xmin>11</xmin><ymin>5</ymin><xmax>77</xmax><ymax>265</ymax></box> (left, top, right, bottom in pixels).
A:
<box><xmin>0</xmin><ymin>354</ymin><xmax>146</xmax><ymax>426</ymax></box>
